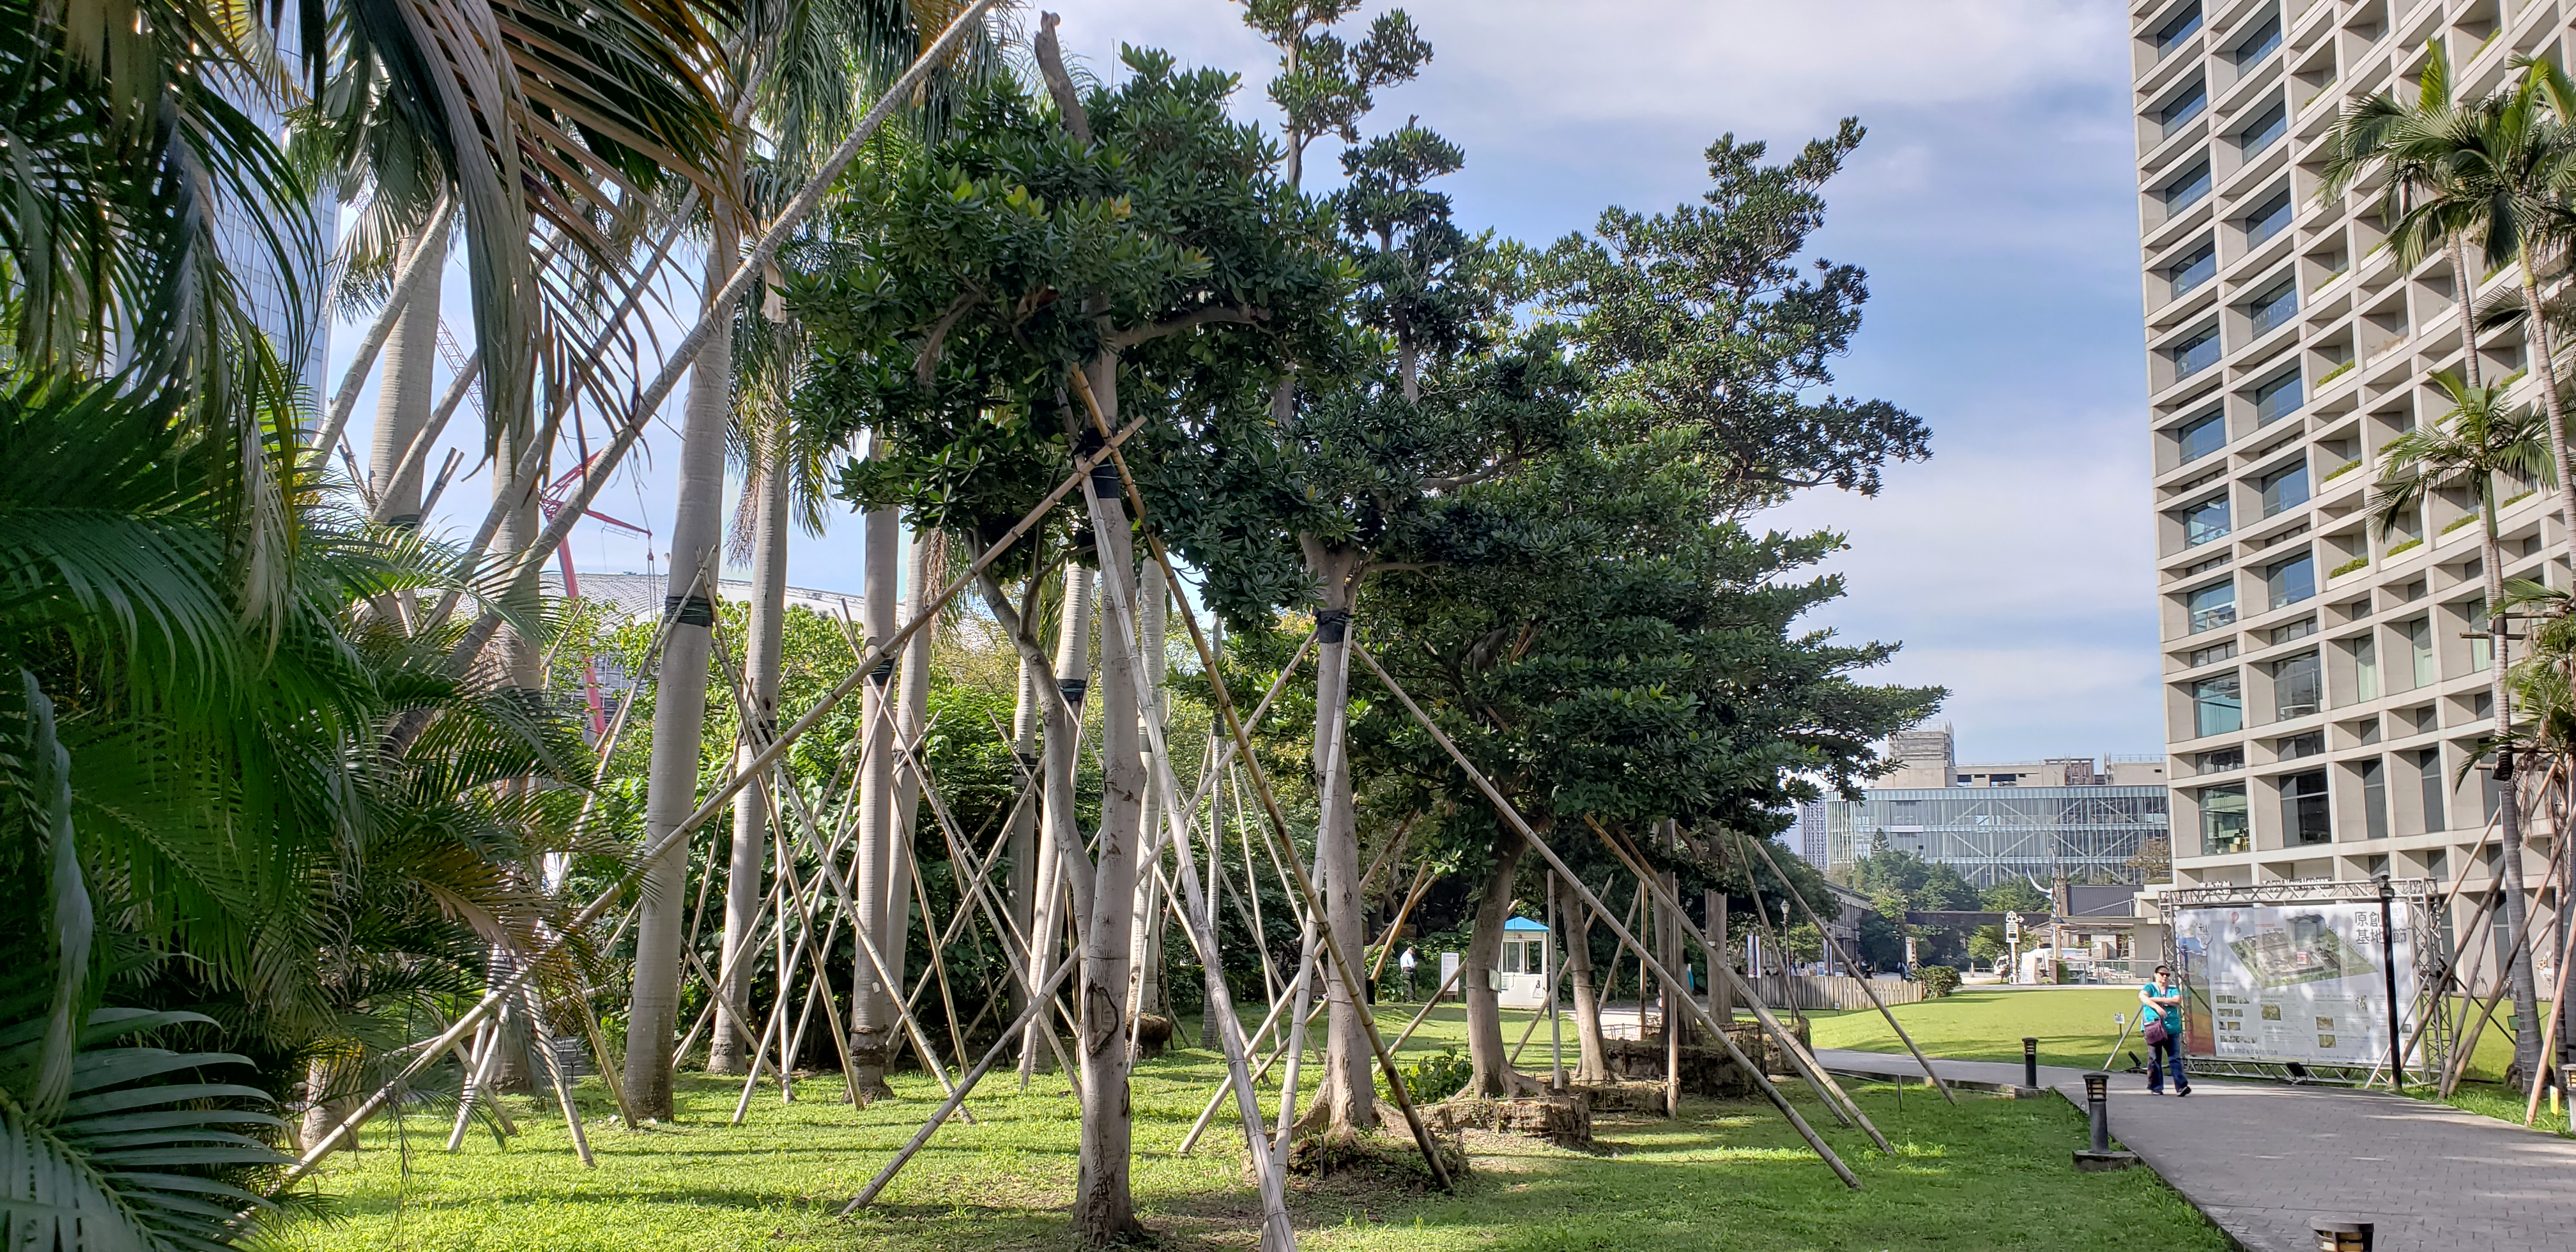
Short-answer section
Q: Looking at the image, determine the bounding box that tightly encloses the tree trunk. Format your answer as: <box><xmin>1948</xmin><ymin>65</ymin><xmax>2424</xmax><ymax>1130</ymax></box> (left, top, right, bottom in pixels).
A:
<box><xmin>2451</xmin><ymin>235</ymin><xmax>2483</xmax><ymax>390</ymax></box>
<box><xmin>1197</xmin><ymin>620</ymin><xmax>1227</xmax><ymax>1051</ymax></box>
<box><xmin>624</xmin><ymin>221</ymin><xmax>736</xmax><ymax>1119</ymax></box>
<box><xmin>1305</xmin><ymin>551</ymin><xmax>1377</xmax><ymax>1134</ymax></box>
<box><xmin>1127</xmin><ymin>565</ymin><xmax>1170</xmax><ymax>1024</ymax></box>
<box><xmin>1707</xmin><ymin>888</ymin><xmax>1732</xmax><ymax>1025</ymax></box>
<box><xmin>882</xmin><ymin>529</ymin><xmax>939</xmax><ymax>1057</ymax></box>
<box><xmin>366</xmin><ymin>222</ymin><xmax>447</xmax><ymax>528</ymax></box>
<box><xmin>2521</xmin><ymin>266</ymin><xmax>2576</xmax><ymax>569</ymax></box>
<box><xmin>1073</xmin><ymin>355</ymin><xmax>1146</xmax><ymax>1244</ymax></box>
<box><xmin>1466</xmin><ymin>832</ymin><xmax>1528</xmax><ymax>1097</ymax></box>
<box><xmin>1006</xmin><ymin>627</ymin><xmax>1042</xmax><ymax>1033</ymax></box>
<box><xmin>1021</xmin><ymin>563</ymin><xmax>1092</xmax><ymax>1083</ymax></box>
<box><xmin>1556</xmin><ymin>873</ymin><xmax>1606</xmax><ymax>1083</ymax></box>
<box><xmin>848</xmin><ymin>501</ymin><xmax>901</xmax><ymax>1099</ymax></box>
<box><xmin>710</xmin><ymin>450</ymin><xmax>787</xmax><ymax>1075</ymax></box>
<box><xmin>2482</xmin><ymin>517</ymin><xmax>2542</xmax><ymax>1088</ymax></box>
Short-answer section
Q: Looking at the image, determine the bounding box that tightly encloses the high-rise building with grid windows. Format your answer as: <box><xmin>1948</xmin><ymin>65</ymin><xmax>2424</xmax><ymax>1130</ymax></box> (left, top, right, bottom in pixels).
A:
<box><xmin>2129</xmin><ymin>1</ymin><xmax>2566</xmax><ymax>948</ymax></box>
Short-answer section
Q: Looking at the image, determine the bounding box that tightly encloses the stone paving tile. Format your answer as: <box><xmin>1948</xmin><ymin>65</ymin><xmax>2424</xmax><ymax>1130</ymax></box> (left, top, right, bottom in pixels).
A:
<box><xmin>1819</xmin><ymin>1048</ymin><xmax>2576</xmax><ymax>1251</ymax></box>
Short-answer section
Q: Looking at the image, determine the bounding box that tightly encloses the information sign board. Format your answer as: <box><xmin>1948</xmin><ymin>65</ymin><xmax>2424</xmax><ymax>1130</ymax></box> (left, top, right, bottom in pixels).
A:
<box><xmin>2170</xmin><ymin>901</ymin><xmax>2418</xmax><ymax>1067</ymax></box>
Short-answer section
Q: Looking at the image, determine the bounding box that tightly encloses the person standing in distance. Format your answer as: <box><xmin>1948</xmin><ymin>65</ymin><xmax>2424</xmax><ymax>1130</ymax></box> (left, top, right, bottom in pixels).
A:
<box><xmin>2141</xmin><ymin>963</ymin><xmax>2190</xmax><ymax>1096</ymax></box>
<box><xmin>1399</xmin><ymin>946</ymin><xmax>1418</xmax><ymax>1000</ymax></box>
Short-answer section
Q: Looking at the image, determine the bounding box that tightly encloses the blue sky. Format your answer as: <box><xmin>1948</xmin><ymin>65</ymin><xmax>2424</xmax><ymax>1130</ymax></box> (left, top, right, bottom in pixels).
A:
<box><xmin>331</xmin><ymin>0</ymin><xmax>2161</xmax><ymax>765</ymax></box>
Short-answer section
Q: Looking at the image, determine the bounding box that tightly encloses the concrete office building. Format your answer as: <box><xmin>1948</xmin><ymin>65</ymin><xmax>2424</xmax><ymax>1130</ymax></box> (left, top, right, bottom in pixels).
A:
<box><xmin>2128</xmin><ymin>1</ymin><xmax>2566</xmax><ymax>922</ymax></box>
<box><xmin>1824</xmin><ymin>727</ymin><xmax>2171</xmax><ymax>888</ymax></box>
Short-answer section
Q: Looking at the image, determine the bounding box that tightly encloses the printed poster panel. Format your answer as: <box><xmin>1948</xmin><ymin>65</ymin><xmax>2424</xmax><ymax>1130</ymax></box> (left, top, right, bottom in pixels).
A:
<box><xmin>2171</xmin><ymin>903</ymin><xmax>2418</xmax><ymax>1067</ymax></box>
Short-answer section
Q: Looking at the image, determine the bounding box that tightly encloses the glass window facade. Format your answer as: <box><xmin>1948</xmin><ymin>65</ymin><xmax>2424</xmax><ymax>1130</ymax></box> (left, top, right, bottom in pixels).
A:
<box><xmin>2199</xmin><ymin>782</ymin><xmax>2248</xmax><ymax>854</ymax></box>
<box><xmin>2156</xmin><ymin>4</ymin><xmax>2203</xmax><ymax>57</ymax></box>
<box><xmin>2193</xmin><ymin>673</ymin><xmax>2242</xmax><ymax>736</ymax></box>
<box><xmin>2251</xmin><ymin>369</ymin><xmax>2303</xmax><ymax>423</ymax></box>
<box><xmin>2170</xmin><ymin>243</ymin><xmax>2217</xmax><ymax>297</ymax></box>
<box><xmin>2238</xmin><ymin>100</ymin><xmax>2288</xmax><ymax>155</ymax></box>
<box><xmin>2361</xmin><ymin>758</ymin><xmax>2387</xmax><ymax>840</ymax></box>
<box><xmin>2175</xmin><ymin>326</ymin><xmax>2222</xmax><ymax>377</ymax></box>
<box><xmin>2248</xmin><ymin>276</ymin><xmax>2297</xmax><ymax>333</ymax></box>
<box><xmin>2187</xmin><ymin>579</ymin><xmax>2237</xmax><ymax>633</ymax></box>
<box><xmin>2353</xmin><ymin>634</ymin><xmax>2377</xmax><ymax>700</ymax></box>
<box><xmin>2233</xmin><ymin>15</ymin><xmax>2280</xmax><ymax>66</ymax></box>
<box><xmin>2281</xmin><ymin>768</ymin><xmax>2330</xmax><ymax>844</ymax></box>
<box><xmin>2244</xmin><ymin>190</ymin><xmax>2293</xmax><ymax>247</ymax></box>
<box><xmin>2177</xmin><ymin>411</ymin><xmax>2225</xmax><ymax>462</ymax></box>
<box><xmin>2260</xmin><ymin>461</ymin><xmax>2308</xmax><ymax>516</ymax></box>
<box><xmin>2419</xmin><ymin>749</ymin><xmax>2444</xmax><ymax>833</ymax></box>
<box><xmin>2165</xmin><ymin>162</ymin><xmax>2212</xmax><ymax>212</ymax></box>
<box><xmin>2409</xmin><ymin>616</ymin><xmax>2434</xmax><ymax>687</ymax></box>
<box><xmin>2267</xmin><ymin>553</ymin><xmax>2315</xmax><ymax>609</ymax></box>
<box><xmin>1823</xmin><ymin>786</ymin><xmax>2172</xmax><ymax>888</ymax></box>
<box><xmin>2182</xmin><ymin>494</ymin><xmax>2231</xmax><ymax>547</ymax></box>
<box><xmin>2273</xmin><ymin>652</ymin><xmax>2320</xmax><ymax>719</ymax></box>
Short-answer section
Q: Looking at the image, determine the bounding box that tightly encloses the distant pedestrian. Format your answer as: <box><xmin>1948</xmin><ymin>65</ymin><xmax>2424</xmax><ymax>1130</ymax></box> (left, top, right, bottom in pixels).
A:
<box><xmin>1399</xmin><ymin>947</ymin><xmax>1418</xmax><ymax>1000</ymax></box>
<box><xmin>2140</xmin><ymin>963</ymin><xmax>2190</xmax><ymax>1096</ymax></box>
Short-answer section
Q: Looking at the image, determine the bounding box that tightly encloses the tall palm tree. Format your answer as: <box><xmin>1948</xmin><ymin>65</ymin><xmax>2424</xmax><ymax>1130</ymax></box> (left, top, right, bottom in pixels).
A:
<box><xmin>2320</xmin><ymin>38</ymin><xmax>2488</xmax><ymax>390</ymax></box>
<box><xmin>2372</xmin><ymin>369</ymin><xmax>2556</xmax><ymax>1089</ymax></box>
<box><xmin>2363</xmin><ymin>58</ymin><xmax>2576</xmax><ymax>572</ymax></box>
<box><xmin>625</xmin><ymin>0</ymin><xmax>1000</xmax><ymax>1111</ymax></box>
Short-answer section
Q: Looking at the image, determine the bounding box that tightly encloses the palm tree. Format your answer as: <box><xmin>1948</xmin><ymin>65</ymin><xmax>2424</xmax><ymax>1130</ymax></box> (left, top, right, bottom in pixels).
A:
<box><xmin>2361</xmin><ymin>58</ymin><xmax>2576</xmax><ymax>571</ymax></box>
<box><xmin>625</xmin><ymin>0</ymin><xmax>1002</xmax><ymax>1110</ymax></box>
<box><xmin>2372</xmin><ymin>369</ymin><xmax>2556</xmax><ymax>1089</ymax></box>
<box><xmin>2319</xmin><ymin>38</ymin><xmax>2488</xmax><ymax>389</ymax></box>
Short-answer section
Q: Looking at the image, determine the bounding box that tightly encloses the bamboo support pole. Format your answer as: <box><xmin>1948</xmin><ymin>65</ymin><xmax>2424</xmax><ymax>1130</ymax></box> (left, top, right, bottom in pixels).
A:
<box><xmin>1178</xmin><ymin>991</ymin><xmax>1330</xmax><ymax>1155</ymax></box>
<box><xmin>271</xmin><ymin>416</ymin><xmax>1150</xmax><ymax>1194</ymax></box>
<box><xmin>1588</xmin><ymin>818</ymin><xmax>1879</xmax><ymax>1145</ymax></box>
<box><xmin>1351</xmin><ymin>643</ymin><xmax>1860</xmax><ymax>1189</ymax></box>
<box><xmin>838</xmin><ymin>949</ymin><xmax>1085</xmax><ymax>1215</ymax></box>
<box><xmin>445</xmin><ymin>1020</ymin><xmax>502</xmax><ymax>1151</ymax></box>
<box><xmin>1736</xmin><ymin>828</ymin><xmax>1954</xmax><ymax>1104</ymax></box>
<box><xmin>2521</xmin><ymin>901</ymin><xmax>2576</xmax><ymax>1124</ymax></box>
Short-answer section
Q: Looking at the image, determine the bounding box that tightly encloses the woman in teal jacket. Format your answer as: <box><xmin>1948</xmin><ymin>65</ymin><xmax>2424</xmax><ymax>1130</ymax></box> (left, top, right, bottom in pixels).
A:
<box><xmin>2140</xmin><ymin>964</ymin><xmax>2190</xmax><ymax>1096</ymax></box>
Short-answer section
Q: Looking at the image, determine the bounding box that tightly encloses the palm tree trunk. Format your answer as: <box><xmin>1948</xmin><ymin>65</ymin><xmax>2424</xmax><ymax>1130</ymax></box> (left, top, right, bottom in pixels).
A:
<box><xmin>1556</xmin><ymin>873</ymin><xmax>1607</xmax><ymax>1083</ymax></box>
<box><xmin>1466</xmin><ymin>830</ymin><xmax>1527</xmax><ymax>1097</ymax></box>
<box><xmin>366</xmin><ymin>224</ymin><xmax>448</xmax><ymax>527</ymax></box>
<box><xmin>881</xmin><ymin>529</ymin><xmax>940</xmax><ymax>1057</ymax></box>
<box><xmin>1307</xmin><ymin>554</ymin><xmax>1376</xmax><ymax>1134</ymax></box>
<box><xmin>848</xmin><ymin>501</ymin><xmax>900</xmax><ymax>1099</ymax></box>
<box><xmin>2482</xmin><ymin>510</ymin><xmax>2543</xmax><ymax>1088</ymax></box>
<box><xmin>710</xmin><ymin>449</ymin><xmax>788</xmax><ymax>1075</ymax></box>
<box><xmin>1020</xmin><ymin>563</ymin><xmax>1092</xmax><ymax>1083</ymax></box>
<box><xmin>1073</xmin><ymin>355</ymin><xmax>1147</xmax><ymax>1244</ymax></box>
<box><xmin>624</xmin><ymin>220</ymin><xmax>737</xmax><ymax>1118</ymax></box>
<box><xmin>2520</xmin><ymin>265</ymin><xmax>2576</xmax><ymax>565</ymax></box>
<box><xmin>2453</xmin><ymin>236</ymin><xmax>2483</xmax><ymax>390</ymax></box>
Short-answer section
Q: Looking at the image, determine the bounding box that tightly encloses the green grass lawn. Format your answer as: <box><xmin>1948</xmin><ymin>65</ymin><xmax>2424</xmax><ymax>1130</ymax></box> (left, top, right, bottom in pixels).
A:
<box><xmin>1801</xmin><ymin>987</ymin><xmax>2576</xmax><ymax>1143</ymax></box>
<box><xmin>1805</xmin><ymin>988</ymin><xmax>2139</xmax><ymax>1071</ymax></box>
<box><xmin>270</xmin><ymin>1002</ymin><xmax>2225</xmax><ymax>1251</ymax></box>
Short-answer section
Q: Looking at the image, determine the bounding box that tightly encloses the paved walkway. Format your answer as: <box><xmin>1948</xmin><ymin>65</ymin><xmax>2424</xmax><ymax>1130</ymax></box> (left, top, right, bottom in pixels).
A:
<box><xmin>1819</xmin><ymin>1048</ymin><xmax>2576</xmax><ymax>1250</ymax></box>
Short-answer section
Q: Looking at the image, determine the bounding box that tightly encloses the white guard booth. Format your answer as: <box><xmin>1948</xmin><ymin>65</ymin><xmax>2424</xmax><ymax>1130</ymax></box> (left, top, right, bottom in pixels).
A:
<box><xmin>1498</xmin><ymin>915</ymin><xmax>1551</xmax><ymax>1009</ymax></box>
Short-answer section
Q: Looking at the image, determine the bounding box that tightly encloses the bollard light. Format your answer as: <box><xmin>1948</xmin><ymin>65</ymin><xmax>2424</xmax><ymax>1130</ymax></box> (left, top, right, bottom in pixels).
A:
<box><xmin>2023</xmin><ymin>1036</ymin><xmax>2039</xmax><ymax>1088</ymax></box>
<box><xmin>2071</xmin><ymin>1069</ymin><xmax>2136</xmax><ymax>1170</ymax></box>
<box><xmin>2313</xmin><ymin>1219</ymin><xmax>2372</xmax><ymax>1251</ymax></box>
